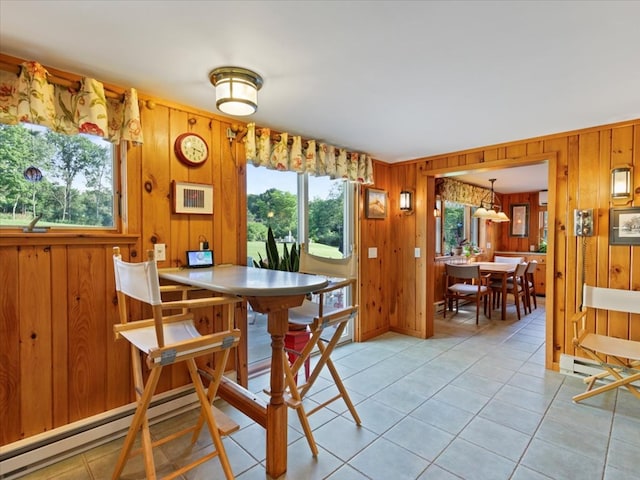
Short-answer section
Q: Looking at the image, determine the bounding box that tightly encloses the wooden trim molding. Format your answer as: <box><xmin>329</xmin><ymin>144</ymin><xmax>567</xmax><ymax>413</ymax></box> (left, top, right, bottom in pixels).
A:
<box><xmin>0</xmin><ymin>233</ymin><xmax>139</xmax><ymax>247</ymax></box>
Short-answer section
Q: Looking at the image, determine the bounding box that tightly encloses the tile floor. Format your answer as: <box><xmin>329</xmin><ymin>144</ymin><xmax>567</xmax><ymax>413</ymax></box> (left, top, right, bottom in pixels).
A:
<box><xmin>17</xmin><ymin>298</ymin><xmax>639</xmax><ymax>479</ymax></box>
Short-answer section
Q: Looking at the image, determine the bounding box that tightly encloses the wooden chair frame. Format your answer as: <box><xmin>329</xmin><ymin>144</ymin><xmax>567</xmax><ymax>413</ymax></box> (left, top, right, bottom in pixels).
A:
<box><xmin>282</xmin><ymin>247</ymin><xmax>360</xmax><ymax>456</ymax></box>
<box><xmin>444</xmin><ymin>264</ymin><xmax>492</xmax><ymax>325</ymax></box>
<box><xmin>490</xmin><ymin>262</ymin><xmax>528</xmax><ymax>320</ymax></box>
<box><xmin>112</xmin><ymin>247</ymin><xmax>242</xmax><ymax>480</ymax></box>
<box><xmin>523</xmin><ymin>260</ymin><xmax>538</xmax><ymax>313</ymax></box>
<box><xmin>571</xmin><ymin>284</ymin><xmax>640</xmax><ymax>403</ymax></box>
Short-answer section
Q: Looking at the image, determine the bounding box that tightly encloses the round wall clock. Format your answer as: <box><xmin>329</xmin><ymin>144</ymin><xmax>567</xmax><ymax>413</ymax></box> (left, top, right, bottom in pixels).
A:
<box><xmin>174</xmin><ymin>133</ymin><xmax>209</xmax><ymax>167</ymax></box>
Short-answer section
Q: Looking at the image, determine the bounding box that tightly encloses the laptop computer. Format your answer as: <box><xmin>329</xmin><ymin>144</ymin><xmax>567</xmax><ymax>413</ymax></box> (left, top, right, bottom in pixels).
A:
<box><xmin>185</xmin><ymin>250</ymin><xmax>214</xmax><ymax>268</ymax></box>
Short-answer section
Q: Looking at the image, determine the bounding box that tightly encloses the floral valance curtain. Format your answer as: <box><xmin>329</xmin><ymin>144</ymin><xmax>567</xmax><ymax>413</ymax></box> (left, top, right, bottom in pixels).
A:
<box><xmin>0</xmin><ymin>61</ymin><xmax>143</xmax><ymax>144</ymax></box>
<box><xmin>437</xmin><ymin>177</ymin><xmax>492</xmax><ymax>207</ymax></box>
<box><xmin>243</xmin><ymin>122</ymin><xmax>374</xmax><ymax>184</ymax></box>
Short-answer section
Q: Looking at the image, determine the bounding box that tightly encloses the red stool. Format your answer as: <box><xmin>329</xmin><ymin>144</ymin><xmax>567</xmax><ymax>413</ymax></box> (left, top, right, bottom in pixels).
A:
<box><xmin>284</xmin><ymin>328</ymin><xmax>311</xmax><ymax>383</ymax></box>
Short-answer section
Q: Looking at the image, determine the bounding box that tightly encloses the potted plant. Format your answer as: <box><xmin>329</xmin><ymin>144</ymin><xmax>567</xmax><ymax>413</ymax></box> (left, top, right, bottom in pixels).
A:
<box><xmin>253</xmin><ymin>226</ymin><xmax>300</xmax><ymax>272</ymax></box>
<box><xmin>453</xmin><ymin>236</ymin><xmax>468</xmax><ymax>256</ymax></box>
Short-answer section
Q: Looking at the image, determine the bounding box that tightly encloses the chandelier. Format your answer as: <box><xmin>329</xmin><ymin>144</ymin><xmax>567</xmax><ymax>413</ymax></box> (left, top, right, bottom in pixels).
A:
<box><xmin>472</xmin><ymin>179</ymin><xmax>510</xmax><ymax>222</ymax></box>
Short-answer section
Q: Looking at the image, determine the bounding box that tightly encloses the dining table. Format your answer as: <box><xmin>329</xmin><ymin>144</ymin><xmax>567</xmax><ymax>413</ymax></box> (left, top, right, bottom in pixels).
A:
<box><xmin>159</xmin><ymin>265</ymin><xmax>329</xmax><ymax>479</ymax></box>
<box><xmin>473</xmin><ymin>261</ymin><xmax>517</xmax><ymax>320</ymax></box>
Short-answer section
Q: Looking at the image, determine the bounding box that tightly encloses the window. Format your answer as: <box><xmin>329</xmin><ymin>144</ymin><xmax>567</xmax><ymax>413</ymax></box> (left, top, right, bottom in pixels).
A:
<box><xmin>247</xmin><ymin>165</ymin><xmax>352</xmax><ymax>262</ymax></box>
<box><xmin>0</xmin><ymin>123</ymin><xmax>117</xmax><ymax>229</ymax></box>
<box><xmin>246</xmin><ymin>165</ymin><xmax>355</xmax><ymax>370</ymax></box>
<box><xmin>438</xmin><ymin>201</ymin><xmax>481</xmax><ymax>255</ymax></box>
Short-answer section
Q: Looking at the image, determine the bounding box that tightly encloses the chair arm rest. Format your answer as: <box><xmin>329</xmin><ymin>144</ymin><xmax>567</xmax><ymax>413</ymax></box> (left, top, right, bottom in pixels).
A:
<box><xmin>159</xmin><ymin>285</ymin><xmax>203</xmax><ymax>293</ymax></box>
<box><xmin>161</xmin><ymin>295</ymin><xmax>241</xmax><ymax>310</ymax></box>
<box><xmin>312</xmin><ymin>277</ymin><xmax>354</xmax><ymax>294</ymax></box>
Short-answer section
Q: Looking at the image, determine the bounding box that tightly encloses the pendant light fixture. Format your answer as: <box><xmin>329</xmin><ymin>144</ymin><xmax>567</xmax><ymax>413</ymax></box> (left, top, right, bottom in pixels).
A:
<box><xmin>209</xmin><ymin>66</ymin><xmax>263</xmax><ymax>116</ymax></box>
<box><xmin>473</xmin><ymin>178</ymin><xmax>510</xmax><ymax>222</ymax></box>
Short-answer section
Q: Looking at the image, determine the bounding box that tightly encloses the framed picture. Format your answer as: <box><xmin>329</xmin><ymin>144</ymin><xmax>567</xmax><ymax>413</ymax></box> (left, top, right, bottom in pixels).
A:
<box><xmin>365</xmin><ymin>188</ymin><xmax>387</xmax><ymax>219</ymax></box>
<box><xmin>609</xmin><ymin>207</ymin><xmax>640</xmax><ymax>245</ymax></box>
<box><xmin>510</xmin><ymin>203</ymin><xmax>529</xmax><ymax>237</ymax></box>
<box><xmin>172</xmin><ymin>181</ymin><xmax>213</xmax><ymax>214</ymax></box>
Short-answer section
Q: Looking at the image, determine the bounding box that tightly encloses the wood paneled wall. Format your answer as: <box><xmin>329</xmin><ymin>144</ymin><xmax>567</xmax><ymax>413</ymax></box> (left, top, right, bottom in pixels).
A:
<box><xmin>0</xmin><ymin>63</ymin><xmax>249</xmax><ymax>444</ymax></box>
<box><xmin>1</xmin><ymin>51</ymin><xmax>638</xmax><ymax>447</ymax></box>
<box><xmin>367</xmin><ymin>120</ymin><xmax>640</xmax><ymax>373</ymax></box>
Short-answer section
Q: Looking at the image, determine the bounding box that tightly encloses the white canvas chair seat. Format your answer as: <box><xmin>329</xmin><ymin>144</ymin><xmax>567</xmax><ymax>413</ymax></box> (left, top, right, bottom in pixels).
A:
<box><xmin>111</xmin><ymin>247</ymin><xmax>242</xmax><ymax>480</ymax></box>
<box><xmin>118</xmin><ymin>317</ymin><xmax>239</xmax><ymax>365</ymax></box>
<box><xmin>571</xmin><ymin>284</ymin><xmax>640</xmax><ymax>403</ymax></box>
<box><xmin>282</xmin><ymin>247</ymin><xmax>360</xmax><ymax>456</ymax></box>
<box><xmin>288</xmin><ymin>298</ymin><xmax>340</xmax><ymax>325</ymax></box>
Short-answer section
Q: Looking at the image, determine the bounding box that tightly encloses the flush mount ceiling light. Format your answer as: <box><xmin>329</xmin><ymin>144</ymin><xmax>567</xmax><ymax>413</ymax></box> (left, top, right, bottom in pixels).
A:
<box><xmin>473</xmin><ymin>178</ymin><xmax>510</xmax><ymax>222</ymax></box>
<box><xmin>209</xmin><ymin>66</ymin><xmax>263</xmax><ymax>116</ymax></box>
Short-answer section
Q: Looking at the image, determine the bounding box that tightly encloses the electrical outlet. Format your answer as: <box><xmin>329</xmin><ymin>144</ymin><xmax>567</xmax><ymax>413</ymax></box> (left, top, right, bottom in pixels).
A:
<box><xmin>154</xmin><ymin>243</ymin><xmax>166</xmax><ymax>261</ymax></box>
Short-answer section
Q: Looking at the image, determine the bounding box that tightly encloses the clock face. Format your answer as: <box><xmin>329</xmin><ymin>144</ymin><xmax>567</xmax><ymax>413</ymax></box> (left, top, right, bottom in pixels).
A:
<box><xmin>175</xmin><ymin>133</ymin><xmax>209</xmax><ymax>167</ymax></box>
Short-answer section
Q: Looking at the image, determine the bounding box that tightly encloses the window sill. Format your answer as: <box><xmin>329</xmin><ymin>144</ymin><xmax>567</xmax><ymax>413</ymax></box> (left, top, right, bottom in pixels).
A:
<box><xmin>0</xmin><ymin>232</ymin><xmax>139</xmax><ymax>246</ymax></box>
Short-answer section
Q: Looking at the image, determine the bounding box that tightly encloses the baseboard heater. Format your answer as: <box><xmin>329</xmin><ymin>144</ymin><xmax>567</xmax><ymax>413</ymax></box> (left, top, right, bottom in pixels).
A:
<box><xmin>559</xmin><ymin>354</ymin><xmax>640</xmax><ymax>387</ymax></box>
<box><xmin>0</xmin><ymin>385</ymin><xmax>199</xmax><ymax>480</ymax></box>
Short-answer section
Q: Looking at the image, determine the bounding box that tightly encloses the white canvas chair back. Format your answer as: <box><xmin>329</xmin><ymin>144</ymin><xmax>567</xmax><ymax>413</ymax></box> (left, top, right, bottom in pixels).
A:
<box><xmin>298</xmin><ymin>246</ymin><xmax>357</xmax><ymax>279</ymax></box>
<box><xmin>582</xmin><ymin>285</ymin><xmax>640</xmax><ymax>314</ymax></box>
<box><xmin>494</xmin><ymin>256</ymin><xmax>523</xmax><ymax>264</ymax></box>
<box><xmin>113</xmin><ymin>252</ymin><xmax>162</xmax><ymax>306</ymax></box>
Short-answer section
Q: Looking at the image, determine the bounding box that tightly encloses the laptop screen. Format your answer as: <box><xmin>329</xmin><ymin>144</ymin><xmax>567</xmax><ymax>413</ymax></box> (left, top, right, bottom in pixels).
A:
<box><xmin>186</xmin><ymin>250</ymin><xmax>214</xmax><ymax>268</ymax></box>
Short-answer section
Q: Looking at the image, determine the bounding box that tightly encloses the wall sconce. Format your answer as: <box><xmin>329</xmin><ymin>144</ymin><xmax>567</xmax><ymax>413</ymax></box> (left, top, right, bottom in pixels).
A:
<box><xmin>400</xmin><ymin>190</ymin><xmax>412</xmax><ymax>212</ymax></box>
<box><xmin>611</xmin><ymin>166</ymin><xmax>633</xmax><ymax>200</ymax></box>
<box><xmin>209</xmin><ymin>66</ymin><xmax>263</xmax><ymax>116</ymax></box>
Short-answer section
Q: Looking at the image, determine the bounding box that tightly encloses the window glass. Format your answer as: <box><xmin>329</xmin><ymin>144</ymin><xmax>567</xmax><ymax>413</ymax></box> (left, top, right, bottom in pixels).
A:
<box><xmin>435</xmin><ymin>198</ymin><xmax>442</xmax><ymax>255</ymax></box>
<box><xmin>0</xmin><ymin>123</ymin><xmax>116</xmax><ymax>229</ymax></box>
<box><xmin>308</xmin><ymin>175</ymin><xmax>347</xmax><ymax>258</ymax></box>
<box><xmin>246</xmin><ymin>165</ymin><xmax>354</xmax><ymax>371</ymax></box>
<box><xmin>443</xmin><ymin>201</ymin><xmax>465</xmax><ymax>255</ymax></box>
<box><xmin>246</xmin><ymin>165</ymin><xmax>298</xmax><ymax>266</ymax></box>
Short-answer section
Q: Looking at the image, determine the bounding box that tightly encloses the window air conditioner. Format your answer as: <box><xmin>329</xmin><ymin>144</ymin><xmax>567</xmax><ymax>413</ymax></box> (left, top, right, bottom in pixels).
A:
<box><xmin>539</xmin><ymin>190</ymin><xmax>548</xmax><ymax>206</ymax></box>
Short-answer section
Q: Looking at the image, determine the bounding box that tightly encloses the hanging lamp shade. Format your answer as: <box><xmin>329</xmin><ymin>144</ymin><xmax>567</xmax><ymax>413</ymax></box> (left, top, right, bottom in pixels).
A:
<box><xmin>209</xmin><ymin>67</ymin><xmax>263</xmax><ymax>116</ymax></box>
<box><xmin>472</xmin><ymin>178</ymin><xmax>510</xmax><ymax>222</ymax></box>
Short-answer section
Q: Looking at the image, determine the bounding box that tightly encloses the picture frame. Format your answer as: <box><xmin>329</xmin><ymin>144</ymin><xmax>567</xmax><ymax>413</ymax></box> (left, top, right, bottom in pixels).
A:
<box><xmin>172</xmin><ymin>180</ymin><xmax>213</xmax><ymax>214</ymax></box>
<box><xmin>609</xmin><ymin>207</ymin><xmax>640</xmax><ymax>245</ymax></box>
<box><xmin>365</xmin><ymin>188</ymin><xmax>387</xmax><ymax>219</ymax></box>
<box><xmin>510</xmin><ymin>203</ymin><xmax>529</xmax><ymax>237</ymax></box>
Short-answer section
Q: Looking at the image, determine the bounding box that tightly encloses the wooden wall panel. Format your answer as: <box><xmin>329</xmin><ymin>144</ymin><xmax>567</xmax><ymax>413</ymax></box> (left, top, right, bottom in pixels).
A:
<box><xmin>0</xmin><ymin>247</ymin><xmax>20</xmax><ymax>443</ymax></box>
<box><xmin>357</xmin><ymin>161</ymin><xmax>391</xmax><ymax>341</ymax></box>
<box><xmin>67</xmin><ymin>246</ymin><xmax>106</xmax><ymax>422</ymax></box>
<box><xmin>51</xmin><ymin>246</ymin><xmax>69</xmax><ymax>427</ymax></box>
<box><xmin>19</xmin><ymin>246</ymin><xmax>52</xmax><ymax>438</ymax></box>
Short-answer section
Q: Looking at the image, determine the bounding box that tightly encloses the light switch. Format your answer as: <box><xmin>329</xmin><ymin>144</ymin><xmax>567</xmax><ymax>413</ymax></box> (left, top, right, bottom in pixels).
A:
<box><xmin>154</xmin><ymin>243</ymin><xmax>166</xmax><ymax>261</ymax></box>
<box><xmin>486</xmin><ymin>242</ymin><xmax>491</xmax><ymax>249</ymax></box>
<box><xmin>414</xmin><ymin>248</ymin><xmax>421</xmax><ymax>258</ymax></box>
<box><xmin>368</xmin><ymin>247</ymin><xmax>378</xmax><ymax>259</ymax></box>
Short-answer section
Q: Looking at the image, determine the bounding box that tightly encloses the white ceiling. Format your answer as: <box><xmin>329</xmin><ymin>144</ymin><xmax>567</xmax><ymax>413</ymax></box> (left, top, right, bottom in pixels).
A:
<box><xmin>1</xmin><ymin>1</ymin><xmax>639</xmax><ymax>193</ymax></box>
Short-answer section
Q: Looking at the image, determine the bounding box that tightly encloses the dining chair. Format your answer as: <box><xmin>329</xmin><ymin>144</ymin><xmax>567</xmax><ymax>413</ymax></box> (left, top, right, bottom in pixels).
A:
<box><xmin>493</xmin><ymin>255</ymin><xmax>524</xmax><ymax>264</ymax></box>
<box><xmin>111</xmin><ymin>247</ymin><xmax>242</xmax><ymax>480</ymax></box>
<box><xmin>524</xmin><ymin>260</ymin><xmax>538</xmax><ymax>313</ymax></box>
<box><xmin>490</xmin><ymin>262</ymin><xmax>528</xmax><ymax>320</ymax></box>
<box><xmin>283</xmin><ymin>247</ymin><xmax>361</xmax><ymax>456</ymax></box>
<box><xmin>443</xmin><ymin>263</ymin><xmax>492</xmax><ymax>325</ymax></box>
